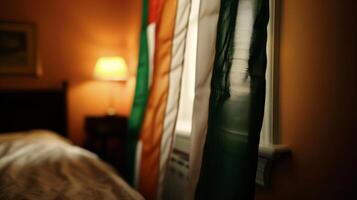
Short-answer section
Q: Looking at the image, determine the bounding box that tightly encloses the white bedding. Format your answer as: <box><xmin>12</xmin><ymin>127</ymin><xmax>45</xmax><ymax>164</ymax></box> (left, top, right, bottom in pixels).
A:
<box><xmin>0</xmin><ymin>130</ymin><xmax>144</xmax><ymax>200</ymax></box>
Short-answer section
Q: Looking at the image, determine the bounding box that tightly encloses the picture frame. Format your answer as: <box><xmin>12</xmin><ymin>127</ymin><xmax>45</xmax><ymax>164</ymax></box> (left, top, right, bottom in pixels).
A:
<box><xmin>0</xmin><ymin>22</ymin><xmax>37</xmax><ymax>76</ymax></box>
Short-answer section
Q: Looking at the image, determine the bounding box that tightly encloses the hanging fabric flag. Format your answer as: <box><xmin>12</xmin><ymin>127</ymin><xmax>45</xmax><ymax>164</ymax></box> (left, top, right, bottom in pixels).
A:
<box><xmin>195</xmin><ymin>0</ymin><xmax>269</xmax><ymax>199</ymax></box>
<box><xmin>129</xmin><ymin>0</ymin><xmax>192</xmax><ymax>199</ymax></box>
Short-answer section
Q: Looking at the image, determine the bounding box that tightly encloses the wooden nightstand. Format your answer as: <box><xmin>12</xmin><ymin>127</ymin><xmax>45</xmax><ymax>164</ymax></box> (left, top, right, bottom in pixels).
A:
<box><xmin>85</xmin><ymin>115</ymin><xmax>127</xmax><ymax>172</ymax></box>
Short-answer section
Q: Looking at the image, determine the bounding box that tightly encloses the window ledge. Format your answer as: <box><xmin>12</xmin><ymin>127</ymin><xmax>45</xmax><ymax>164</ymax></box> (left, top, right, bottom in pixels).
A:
<box><xmin>256</xmin><ymin>145</ymin><xmax>291</xmax><ymax>187</ymax></box>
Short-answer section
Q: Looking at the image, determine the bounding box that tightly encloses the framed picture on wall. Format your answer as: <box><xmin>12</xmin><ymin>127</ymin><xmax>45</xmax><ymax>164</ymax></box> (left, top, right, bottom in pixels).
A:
<box><xmin>0</xmin><ymin>22</ymin><xmax>37</xmax><ymax>76</ymax></box>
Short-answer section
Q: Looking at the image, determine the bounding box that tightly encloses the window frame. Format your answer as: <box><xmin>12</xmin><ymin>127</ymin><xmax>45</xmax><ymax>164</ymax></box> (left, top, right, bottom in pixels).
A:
<box><xmin>257</xmin><ymin>0</ymin><xmax>290</xmax><ymax>187</ymax></box>
<box><xmin>259</xmin><ymin>0</ymin><xmax>281</xmax><ymax>146</ymax></box>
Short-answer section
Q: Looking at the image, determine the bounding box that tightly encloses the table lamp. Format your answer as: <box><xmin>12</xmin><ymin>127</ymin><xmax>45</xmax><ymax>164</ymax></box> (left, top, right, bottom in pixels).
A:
<box><xmin>94</xmin><ymin>56</ymin><xmax>128</xmax><ymax>116</ymax></box>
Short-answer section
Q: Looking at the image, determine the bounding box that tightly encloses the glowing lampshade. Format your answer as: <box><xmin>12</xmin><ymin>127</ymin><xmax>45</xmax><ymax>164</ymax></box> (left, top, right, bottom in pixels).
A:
<box><xmin>94</xmin><ymin>56</ymin><xmax>128</xmax><ymax>81</ymax></box>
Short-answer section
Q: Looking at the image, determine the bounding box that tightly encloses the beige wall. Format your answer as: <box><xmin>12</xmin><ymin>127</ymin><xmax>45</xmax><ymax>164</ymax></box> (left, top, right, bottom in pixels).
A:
<box><xmin>256</xmin><ymin>0</ymin><xmax>356</xmax><ymax>199</ymax></box>
<box><xmin>0</xmin><ymin>0</ymin><xmax>141</xmax><ymax>145</ymax></box>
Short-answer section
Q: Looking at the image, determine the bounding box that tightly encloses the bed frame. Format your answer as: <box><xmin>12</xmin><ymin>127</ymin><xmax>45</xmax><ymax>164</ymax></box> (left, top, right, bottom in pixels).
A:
<box><xmin>0</xmin><ymin>81</ymin><xmax>68</xmax><ymax>137</ymax></box>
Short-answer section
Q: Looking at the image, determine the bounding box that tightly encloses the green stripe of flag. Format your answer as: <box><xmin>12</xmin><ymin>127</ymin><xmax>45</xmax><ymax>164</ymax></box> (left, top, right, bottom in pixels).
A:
<box><xmin>125</xmin><ymin>0</ymin><xmax>150</xmax><ymax>186</ymax></box>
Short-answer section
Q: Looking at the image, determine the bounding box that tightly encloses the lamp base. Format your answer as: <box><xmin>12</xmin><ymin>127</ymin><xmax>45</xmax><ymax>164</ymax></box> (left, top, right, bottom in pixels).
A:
<box><xmin>106</xmin><ymin>107</ymin><xmax>117</xmax><ymax>116</ymax></box>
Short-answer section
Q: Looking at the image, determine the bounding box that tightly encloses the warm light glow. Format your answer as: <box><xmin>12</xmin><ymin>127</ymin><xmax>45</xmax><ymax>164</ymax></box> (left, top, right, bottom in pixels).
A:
<box><xmin>94</xmin><ymin>56</ymin><xmax>128</xmax><ymax>81</ymax></box>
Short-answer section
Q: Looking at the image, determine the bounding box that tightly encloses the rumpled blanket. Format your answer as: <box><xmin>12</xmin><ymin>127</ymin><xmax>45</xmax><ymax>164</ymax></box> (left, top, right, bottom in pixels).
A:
<box><xmin>0</xmin><ymin>130</ymin><xmax>144</xmax><ymax>200</ymax></box>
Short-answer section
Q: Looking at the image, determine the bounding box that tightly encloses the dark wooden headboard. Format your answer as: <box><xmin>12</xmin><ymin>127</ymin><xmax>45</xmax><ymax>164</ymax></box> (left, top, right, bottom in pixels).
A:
<box><xmin>0</xmin><ymin>81</ymin><xmax>68</xmax><ymax>137</ymax></box>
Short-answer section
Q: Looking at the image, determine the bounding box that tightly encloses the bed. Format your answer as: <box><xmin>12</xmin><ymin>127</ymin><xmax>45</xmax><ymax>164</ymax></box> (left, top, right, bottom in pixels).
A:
<box><xmin>0</xmin><ymin>82</ymin><xmax>143</xmax><ymax>200</ymax></box>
